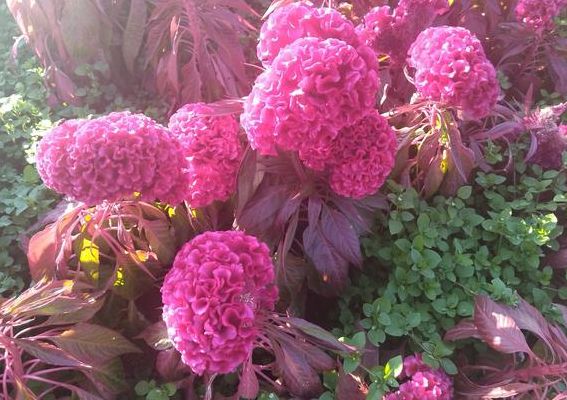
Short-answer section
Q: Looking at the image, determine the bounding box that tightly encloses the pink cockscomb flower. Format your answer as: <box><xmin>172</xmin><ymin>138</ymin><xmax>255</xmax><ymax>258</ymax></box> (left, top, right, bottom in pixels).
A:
<box><xmin>327</xmin><ymin>113</ymin><xmax>397</xmax><ymax>199</ymax></box>
<box><xmin>169</xmin><ymin>103</ymin><xmax>244</xmax><ymax>207</ymax></box>
<box><xmin>357</xmin><ymin>0</ymin><xmax>449</xmax><ymax>66</ymax></box>
<box><xmin>242</xmin><ymin>37</ymin><xmax>379</xmax><ymax>170</ymax></box>
<box><xmin>257</xmin><ymin>2</ymin><xmax>359</xmax><ymax>67</ymax></box>
<box><xmin>36</xmin><ymin>119</ymin><xmax>87</xmax><ymax>198</ymax></box>
<box><xmin>37</xmin><ymin>112</ymin><xmax>190</xmax><ymax>205</ymax></box>
<box><xmin>408</xmin><ymin>26</ymin><xmax>499</xmax><ymax>119</ymax></box>
<box><xmin>161</xmin><ymin>231</ymin><xmax>278</xmax><ymax>375</ymax></box>
<box><xmin>515</xmin><ymin>0</ymin><xmax>565</xmax><ymax>34</ymax></box>
<box><xmin>385</xmin><ymin>354</ymin><xmax>453</xmax><ymax>400</ymax></box>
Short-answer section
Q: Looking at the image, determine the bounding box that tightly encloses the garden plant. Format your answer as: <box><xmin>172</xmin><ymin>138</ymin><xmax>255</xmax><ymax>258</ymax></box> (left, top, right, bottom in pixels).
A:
<box><xmin>0</xmin><ymin>0</ymin><xmax>567</xmax><ymax>399</ymax></box>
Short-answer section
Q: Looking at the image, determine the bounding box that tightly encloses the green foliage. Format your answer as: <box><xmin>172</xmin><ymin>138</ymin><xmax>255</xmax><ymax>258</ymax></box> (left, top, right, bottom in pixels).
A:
<box><xmin>339</xmin><ymin>140</ymin><xmax>566</xmax><ymax>364</ymax></box>
<box><xmin>0</xmin><ymin>4</ymin><xmax>57</xmax><ymax>295</ymax></box>
<box><xmin>135</xmin><ymin>380</ymin><xmax>178</xmax><ymax>400</ymax></box>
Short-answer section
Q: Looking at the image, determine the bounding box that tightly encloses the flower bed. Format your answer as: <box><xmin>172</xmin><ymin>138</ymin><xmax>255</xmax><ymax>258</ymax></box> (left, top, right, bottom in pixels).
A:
<box><xmin>1</xmin><ymin>1</ymin><xmax>567</xmax><ymax>399</ymax></box>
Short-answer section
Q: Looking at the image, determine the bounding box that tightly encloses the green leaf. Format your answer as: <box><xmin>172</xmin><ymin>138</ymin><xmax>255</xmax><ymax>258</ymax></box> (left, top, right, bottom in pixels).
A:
<box><xmin>368</xmin><ymin>328</ymin><xmax>386</xmax><ymax>346</ymax></box>
<box><xmin>440</xmin><ymin>358</ymin><xmax>458</xmax><ymax>375</ymax></box>
<box><xmin>319</xmin><ymin>392</ymin><xmax>334</xmax><ymax>400</ymax></box>
<box><xmin>366</xmin><ymin>383</ymin><xmax>385</xmax><ymax>400</ymax></box>
<box><xmin>135</xmin><ymin>381</ymin><xmax>152</xmax><ymax>396</ymax></box>
<box><xmin>343</xmin><ymin>356</ymin><xmax>360</xmax><ymax>374</ymax></box>
<box><xmin>350</xmin><ymin>331</ymin><xmax>366</xmax><ymax>348</ymax></box>
<box><xmin>384</xmin><ymin>355</ymin><xmax>403</xmax><ymax>379</ymax></box>
<box><xmin>147</xmin><ymin>388</ymin><xmax>169</xmax><ymax>400</ymax></box>
<box><xmin>389</xmin><ymin>219</ymin><xmax>403</xmax><ymax>235</ymax></box>
<box><xmin>422</xmin><ymin>353</ymin><xmax>440</xmax><ymax>369</ymax></box>
<box><xmin>164</xmin><ymin>383</ymin><xmax>177</xmax><ymax>396</ymax></box>
<box><xmin>457</xmin><ymin>186</ymin><xmax>472</xmax><ymax>200</ymax></box>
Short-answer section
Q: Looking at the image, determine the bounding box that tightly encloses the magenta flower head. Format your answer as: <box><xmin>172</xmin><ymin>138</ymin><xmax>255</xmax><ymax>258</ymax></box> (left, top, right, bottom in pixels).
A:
<box><xmin>408</xmin><ymin>26</ymin><xmax>499</xmax><ymax>119</ymax></box>
<box><xmin>385</xmin><ymin>354</ymin><xmax>453</xmax><ymax>400</ymax></box>
<box><xmin>328</xmin><ymin>113</ymin><xmax>397</xmax><ymax>199</ymax></box>
<box><xmin>242</xmin><ymin>36</ymin><xmax>379</xmax><ymax>170</ymax></box>
<box><xmin>161</xmin><ymin>231</ymin><xmax>278</xmax><ymax>375</ymax></box>
<box><xmin>36</xmin><ymin>119</ymin><xmax>87</xmax><ymax>198</ymax></box>
<box><xmin>257</xmin><ymin>2</ymin><xmax>359</xmax><ymax>67</ymax></box>
<box><xmin>515</xmin><ymin>0</ymin><xmax>565</xmax><ymax>34</ymax></box>
<box><xmin>36</xmin><ymin>112</ymin><xmax>190</xmax><ymax>205</ymax></box>
<box><xmin>168</xmin><ymin>103</ymin><xmax>244</xmax><ymax>208</ymax></box>
<box><xmin>357</xmin><ymin>0</ymin><xmax>449</xmax><ymax>66</ymax></box>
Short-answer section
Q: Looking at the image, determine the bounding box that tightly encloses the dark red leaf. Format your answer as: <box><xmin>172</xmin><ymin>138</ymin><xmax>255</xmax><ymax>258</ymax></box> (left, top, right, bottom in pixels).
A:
<box><xmin>136</xmin><ymin>321</ymin><xmax>172</xmax><ymax>351</ymax></box>
<box><xmin>444</xmin><ymin>319</ymin><xmax>481</xmax><ymax>342</ymax></box>
<box><xmin>238</xmin><ymin>361</ymin><xmax>259</xmax><ymax>400</ymax></box>
<box><xmin>473</xmin><ymin>295</ymin><xmax>533</xmax><ymax>356</ymax></box>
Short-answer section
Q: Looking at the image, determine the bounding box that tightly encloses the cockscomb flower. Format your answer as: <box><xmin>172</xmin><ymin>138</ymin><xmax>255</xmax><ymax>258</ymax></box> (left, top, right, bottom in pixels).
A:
<box><xmin>36</xmin><ymin>119</ymin><xmax>87</xmax><ymax>197</ymax></box>
<box><xmin>242</xmin><ymin>37</ymin><xmax>379</xmax><ymax>170</ymax></box>
<box><xmin>161</xmin><ymin>231</ymin><xmax>278</xmax><ymax>375</ymax></box>
<box><xmin>408</xmin><ymin>26</ymin><xmax>499</xmax><ymax>119</ymax></box>
<box><xmin>257</xmin><ymin>2</ymin><xmax>359</xmax><ymax>67</ymax></box>
<box><xmin>36</xmin><ymin>112</ymin><xmax>190</xmax><ymax>205</ymax></box>
<box><xmin>515</xmin><ymin>0</ymin><xmax>565</xmax><ymax>34</ymax></box>
<box><xmin>169</xmin><ymin>103</ymin><xmax>244</xmax><ymax>207</ymax></box>
<box><xmin>385</xmin><ymin>354</ymin><xmax>453</xmax><ymax>400</ymax></box>
<box><xmin>327</xmin><ymin>113</ymin><xmax>397</xmax><ymax>199</ymax></box>
<box><xmin>357</xmin><ymin>0</ymin><xmax>449</xmax><ymax>66</ymax></box>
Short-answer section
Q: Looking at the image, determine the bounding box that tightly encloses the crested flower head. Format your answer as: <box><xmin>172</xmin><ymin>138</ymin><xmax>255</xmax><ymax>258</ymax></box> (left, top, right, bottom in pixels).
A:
<box><xmin>408</xmin><ymin>26</ymin><xmax>499</xmax><ymax>119</ymax></box>
<box><xmin>257</xmin><ymin>2</ymin><xmax>359</xmax><ymax>67</ymax></box>
<box><xmin>357</xmin><ymin>0</ymin><xmax>449</xmax><ymax>66</ymax></box>
<box><xmin>242</xmin><ymin>36</ymin><xmax>379</xmax><ymax>170</ymax></box>
<box><xmin>36</xmin><ymin>119</ymin><xmax>87</xmax><ymax>197</ymax></box>
<box><xmin>161</xmin><ymin>231</ymin><xmax>278</xmax><ymax>375</ymax></box>
<box><xmin>327</xmin><ymin>112</ymin><xmax>397</xmax><ymax>198</ymax></box>
<box><xmin>385</xmin><ymin>354</ymin><xmax>453</xmax><ymax>400</ymax></box>
<box><xmin>515</xmin><ymin>0</ymin><xmax>565</xmax><ymax>34</ymax></box>
<box><xmin>169</xmin><ymin>103</ymin><xmax>244</xmax><ymax>207</ymax></box>
<box><xmin>36</xmin><ymin>112</ymin><xmax>190</xmax><ymax>205</ymax></box>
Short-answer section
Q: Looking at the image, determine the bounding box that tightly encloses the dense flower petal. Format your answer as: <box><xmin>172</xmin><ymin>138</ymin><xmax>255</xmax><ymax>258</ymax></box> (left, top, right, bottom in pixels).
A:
<box><xmin>408</xmin><ymin>26</ymin><xmax>499</xmax><ymax>119</ymax></box>
<box><xmin>328</xmin><ymin>113</ymin><xmax>397</xmax><ymax>198</ymax></box>
<box><xmin>515</xmin><ymin>0</ymin><xmax>565</xmax><ymax>33</ymax></box>
<box><xmin>36</xmin><ymin>112</ymin><xmax>190</xmax><ymax>205</ymax></box>
<box><xmin>242</xmin><ymin>37</ymin><xmax>379</xmax><ymax>170</ymax></box>
<box><xmin>385</xmin><ymin>354</ymin><xmax>453</xmax><ymax>400</ymax></box>
<box><xmin>161</xmin><ymin>231</ymin><xmax>278</xmax><ymax>375</ymax></box>
<box><xmin>257</xmin><ymin>2</ymin><xmax>359</xmax><ymax>67</ymax></box>
<box><xmin>169</xmin><ymin>103</ymin><xmax>244</xmax><ymax>207</ymax></box>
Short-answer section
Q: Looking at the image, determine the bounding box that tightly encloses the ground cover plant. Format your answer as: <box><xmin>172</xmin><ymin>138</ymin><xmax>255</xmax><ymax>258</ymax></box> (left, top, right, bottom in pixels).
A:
<box><xmin>0</xmin><ymin>0</ymin><xmax>567</xmax><ymax>399</ymax></box>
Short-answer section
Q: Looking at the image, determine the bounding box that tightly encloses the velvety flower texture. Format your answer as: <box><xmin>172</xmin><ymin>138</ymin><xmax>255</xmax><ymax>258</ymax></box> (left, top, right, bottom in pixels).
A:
<box><xmin>328</xmin><ymin>113</ymin><xmax>397</xmax><ymax>199</ymax></box>
<box><xmin>515</xmin><ymin>0</ymin><xmax>565</xmax><ymax>33</ymax></box>
<box><xmin>161</xmin><ymin>231</ymin><xmax>278</xmax><ymax>375</ymax></box>
<box><xmin>357</xmin><ymin>0</ymin><xmax>449</xmax><ymax>66</ymax></box>
<box><xmin>257</xmin><ymin>2</ymin><xmax>359</xmax><ymax>67</ymax></box>
<box><xmin>168</xmin><ymin>103</ymin><xmax>244</xmax><ymax>208</ymax></box>
<box><xmin>36</xmin><ymin>119</ymin><xmax>87</xmax><ymax>197</ymax></box>
<box><xmin>242</xmin><ymin>37</ymin><xmax>379</xmax><ymax>170</ymax></box>
<box><xmin>408</xmin><ymin>26</ymin><xmax>499</xmax><ymax>119</ymax></box>
<box><xmin>385</xmin><ymin>354</ymin><xmax>453</xmax><ymax>400</ymax></box>
<box><xmin>36</xmin><ymin>112</ymin><xmax>190</xmax><ymax>205</ymax></box>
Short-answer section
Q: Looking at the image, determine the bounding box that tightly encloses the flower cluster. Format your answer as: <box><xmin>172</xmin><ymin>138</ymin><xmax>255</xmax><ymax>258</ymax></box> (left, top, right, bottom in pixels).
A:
<box><xmin>36</xmin><ymin>112</ymin><xmax>190</xmax><ymax>205</ymax></box>
<box><xmin>161</xmin><ymin>231</ymin><xmax>278</xmax><ymax>375</ymax></box>
<box><xmin>257</xmin><ymin>2</ymin><xmax>359</xmax><ymax>67</ymax></box>
<box><xmin>328</xmin><ymin>113</ymin><xmax>397</xmax><ymax>199</ymax></box>
<box><xmin>357</xmin><ymin>0</ymin><xmax>449</xmax><ymax>66</ymax></box>
<box><xmin>385</xmin><ymin>354</ymin><xmax>453</xmax><ymax>400</ymax></box>
<box><xmin>168</xmin><ymin>103</ymin><xmax>244</xmax><ymax>208</ymax></box>
<box><xmin>408</xmin><ymin>26</ymin><xmax>499</xmax><ymax>119</ymax></box>
<box><xmin>515</xmin><ymin>0</ymin><xmax>566</xmax><ymax>34</ymax></box>
<box><xmin>242</xmin><ymin>36</ymin><xmax>379</xmax><ymax>171</ymax></box>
